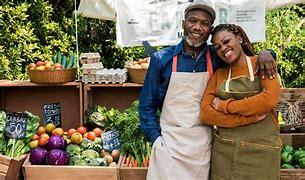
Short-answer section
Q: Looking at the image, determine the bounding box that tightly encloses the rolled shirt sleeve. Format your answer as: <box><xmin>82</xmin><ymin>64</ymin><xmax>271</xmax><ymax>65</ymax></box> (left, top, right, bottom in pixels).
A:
<box><xmin>139</xmin><ymin>53</ymin><xmax>161</xmax><ymax>144</ymax></box>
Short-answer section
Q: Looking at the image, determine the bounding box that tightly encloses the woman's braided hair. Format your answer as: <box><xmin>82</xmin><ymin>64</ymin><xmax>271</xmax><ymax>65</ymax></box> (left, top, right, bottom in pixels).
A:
<box><xmin>211</xmin><ymin>24</ymin><xmax>254</xmax><ymax>56</ymax></box>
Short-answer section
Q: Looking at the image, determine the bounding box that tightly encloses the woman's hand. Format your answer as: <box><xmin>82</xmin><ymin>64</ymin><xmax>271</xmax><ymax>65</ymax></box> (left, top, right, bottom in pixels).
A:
<box><xmin>212</xmin><ymin>97</ymin><xmax>221</xmax><ymax>111</ymax></box>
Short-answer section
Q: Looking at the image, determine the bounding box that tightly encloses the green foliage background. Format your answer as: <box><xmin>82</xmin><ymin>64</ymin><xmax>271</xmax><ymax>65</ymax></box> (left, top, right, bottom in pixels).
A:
<box><xmin>253</xmin><ymin>4</ymin><xmax>305</xmax><ymax>87</ymax></box>
<box><xmin>0</xmin><ymin>1</ymin><xmax>304</xmax><ymax>87</ymax></box>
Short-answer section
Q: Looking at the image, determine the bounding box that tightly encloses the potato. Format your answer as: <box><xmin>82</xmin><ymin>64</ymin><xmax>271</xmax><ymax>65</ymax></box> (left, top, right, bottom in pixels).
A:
<box><xmin>132</xmin><ymin>61</ymin><xmax>139</xmax><ymax>65</ymax></box>
<box><xmin>104</xmin><ymin>154</ymin><xmax>113</xmax><ymax>165</ymax></box>
<box><xmin>132</xmin><ymin>64</ymin><xmax>142</xmax><ymax>69</ymax></box>
<box><xmin>111</xmin><ymin>149</ymin><xmax>120</xmax><ymax>161</ymax></box>
<box><xmin>101</xmin><ymin>149</ymin><xmax>110</xmax><ymax>157</ymax></box>
<box><xmin>138</xmin><ymin>58</ymin><xmax>147</xmax><ymax>64</ymax></box>
<box><xmin>140</xmin><ymin>63</ymin><xmax>149</xmax><ymax>69</ymax></box>
<box><xmin>109</xmin><ymin>162</ymin><xmax>117</xmax><ymax>167</ymax></box>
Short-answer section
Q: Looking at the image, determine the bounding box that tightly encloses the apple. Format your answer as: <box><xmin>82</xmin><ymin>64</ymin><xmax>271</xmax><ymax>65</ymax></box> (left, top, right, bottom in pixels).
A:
<box><xmin>36</xmin><ymin>61</ymin><xmax>45</xmax><ymax>67</ymax></box>
<box><xmin>29</xmin><ymin>63</ymin><xmax>36</xmax><ymax>69</ymax></box>
<box><xmin>54</xmin><ymin>63</ymin><xmax>62</xmax><ymax>69</ymax></box>
<box><xmin>45</xmin><ymin>63</ymin><xmax>52</xmax><ymax>70</ymax></box>
<box><xmin>54</xmin><ymin>67</ymin><xmax>62</xmax><ymax>70</ymax></box>
<box><xmin>35</xmin><ymin>66</ymin><xmax>45</xmax><ymax>70</ymax></box>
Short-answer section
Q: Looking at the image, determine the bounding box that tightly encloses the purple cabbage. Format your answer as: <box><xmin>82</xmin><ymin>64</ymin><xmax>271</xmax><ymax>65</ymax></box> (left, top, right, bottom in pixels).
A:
<box><xmin>46</xmin><ymin>149</ymin><xmax>69</xmax><ymax>165</ymax></box>
<box><xmin>30</xmin><ymin>147</ymin><xmax>48</xmax><ymax>165</ymax></box>
<box><xmin>47</xmin><ymin>135</ymin><xmax>67</xmax><ymax>150</ymax></box>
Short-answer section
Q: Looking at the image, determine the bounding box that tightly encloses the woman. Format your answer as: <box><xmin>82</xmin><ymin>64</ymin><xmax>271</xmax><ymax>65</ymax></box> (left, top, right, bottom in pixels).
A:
<box><xmin>200</xmin><ymin>24</ymin><xmax>282</xmax><ymax>180</ymax></box>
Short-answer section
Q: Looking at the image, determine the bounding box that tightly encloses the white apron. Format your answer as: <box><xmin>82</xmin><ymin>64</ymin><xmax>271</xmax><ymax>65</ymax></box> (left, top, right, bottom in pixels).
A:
<box><xmin>147</xmin><ymin>49</ymin><xmax>213</xmax><ymax>180</ymax></box>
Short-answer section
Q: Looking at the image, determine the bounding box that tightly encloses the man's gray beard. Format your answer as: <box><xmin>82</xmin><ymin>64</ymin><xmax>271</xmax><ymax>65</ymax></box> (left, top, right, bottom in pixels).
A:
<box><xmin>185</xmin><ymin>35</ymin><xmax>204</xmax><ymax>48</ymax></box>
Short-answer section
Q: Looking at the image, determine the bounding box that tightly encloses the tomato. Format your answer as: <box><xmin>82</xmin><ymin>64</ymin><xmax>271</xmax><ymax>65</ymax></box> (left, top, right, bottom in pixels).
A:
<box><xmin>29</xmin><ymin>140</ymin><xmax>38</xmax><ymax>149</ymax></box>
<box><xmin>37</xmin><ymin>126</ymin><xmax>46</xmax><ymax>135</ymax></box>
<box><xmin>87</xmin><ymin>131</ymin><xmax>96</xmax><ymax>141</ymax></box>
<box><xmin>77</xmin><ymin>126</ymin><xmax>87</xmax><ymax>135</ymax></box>
<box><xmin>52</xmin><ymin>128</ymin><xmax>64</xmax><ymax>136</ymax></box>
<box><xmin>71</xmin><ymin>132</ymin><xmax>83</xmax><ymax>144</ymax></box>
<box><xmin>32</xmin><ymin>134</ymin><xmax>39</xmax><ymax>141</ymax></box>
<box><xmin>45</xmin><ymin>123</ymin><xmax>56</xmax><ymax>134</ymax></box>
<box><xmin>38</xmin><ymin>137</ymin><xmax>48</xmax><ymax>146</ymax></box>
<box><xmin>83</xmin><ymin>133</ymin><xmax>88</xmax><ymax>139</ymax></box>
<box><xmin>40</xmin><ymin>133</ymin><xmax>50</xmax><ymax>140</ymax></box>
<box><xmin>67</xmin><ymin>128</ymin><xmax>77</xmax><ymax>137</ymax></box>
<box><xmin>93</xmin><ymin>128</ymin><xmax>102</xmax><ymax>137</ymax></box>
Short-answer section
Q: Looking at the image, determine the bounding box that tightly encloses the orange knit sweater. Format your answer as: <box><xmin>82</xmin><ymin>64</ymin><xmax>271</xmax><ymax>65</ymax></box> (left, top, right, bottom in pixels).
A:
<box><xmin>200</xmin><ymin>56</ymin><xmax>280</xmax><ymax>128</ymax></box>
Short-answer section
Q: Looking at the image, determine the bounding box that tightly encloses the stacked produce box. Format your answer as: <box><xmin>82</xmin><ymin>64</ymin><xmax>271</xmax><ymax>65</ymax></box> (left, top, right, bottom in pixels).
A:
<box><xmin>81</xmin><ymin>53</ymin><xmax>127</xmax><ymax>84</ymax></box>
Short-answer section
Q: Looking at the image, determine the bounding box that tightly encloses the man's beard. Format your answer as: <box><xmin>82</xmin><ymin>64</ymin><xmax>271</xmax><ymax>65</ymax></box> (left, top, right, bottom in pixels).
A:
<box><xmin>185</xmin><ymin>35</ymin><xmax>205</xmax><ymax>48</ymax></box>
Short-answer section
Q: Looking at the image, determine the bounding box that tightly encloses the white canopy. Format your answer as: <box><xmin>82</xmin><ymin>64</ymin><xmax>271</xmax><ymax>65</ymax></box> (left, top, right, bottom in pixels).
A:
<box><xmin>77</xmin><ymin>0</ymin><xmax>305</xmax><ymax>21</ymax></box>
<box><xmin>75</xmin><ymin>0</ymin><xmax>304</xmax><ymax>47</ymax></box>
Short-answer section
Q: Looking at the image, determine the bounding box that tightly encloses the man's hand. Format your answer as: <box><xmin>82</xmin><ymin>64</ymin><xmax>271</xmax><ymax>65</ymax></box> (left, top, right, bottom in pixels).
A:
<box><xmin>257</xmin><ymin>50</ymin><xmax>277</xmax><ymax>79</ymax></box>
<box><xmin>212</xmin><ymin>97</ymin><xmax>221</xmax><ymax>111</ymax></box>
<box><xmin>256</xmin><ymin>113</ymin><xmax>268</xmax><ymax>121</ymax></box>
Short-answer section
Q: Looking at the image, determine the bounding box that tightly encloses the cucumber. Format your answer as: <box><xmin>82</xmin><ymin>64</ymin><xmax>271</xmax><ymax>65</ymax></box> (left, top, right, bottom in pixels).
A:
<box><xmin>67</xmin><ymin>55</ymin><xmax>74</xmax><ymax>69</ymax></box>
<box><xmin>61</xmin><ymin>56</ymin><xmax>67</xmax><ymax>69</ymax></box>
<box><xmin>72</xmin><ymin>55</ymin><xmax>77</xmax><ymax>68</ymax></box>
<box><xmin>52</xmin><ymin>54</ymin><xmax>57</xmax><ymax>63</ymax></box>
<box><xmin>65</xmin><ymin>58</ymin><xmax>70</xmax><ymax>69</ymax></box>
<box><xmin>57</xmin><ymin>52</ymin><xmax>62</xmax><ymax>64</ymax></box>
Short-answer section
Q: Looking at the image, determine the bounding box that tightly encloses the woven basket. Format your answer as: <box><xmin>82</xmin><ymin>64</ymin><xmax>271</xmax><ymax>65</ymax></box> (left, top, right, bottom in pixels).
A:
<box><xmin>127</xmin><ymin>68</ymin><xmax>147</xmax><ymax>84</ymax></box>
<box><xmin>28</xmin><ymin>68</ymin><xmax>77</xmax><ymax>84</ymax></box>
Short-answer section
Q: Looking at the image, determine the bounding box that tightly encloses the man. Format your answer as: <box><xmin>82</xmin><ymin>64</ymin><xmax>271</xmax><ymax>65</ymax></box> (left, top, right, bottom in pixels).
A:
<box><xmin>139</xmin><ymin>2</ymin><xmax>276</xmax><ymax>180</ymax></box>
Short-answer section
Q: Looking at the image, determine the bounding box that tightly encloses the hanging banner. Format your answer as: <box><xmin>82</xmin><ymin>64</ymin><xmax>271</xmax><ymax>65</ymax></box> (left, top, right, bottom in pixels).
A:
<box><xmin>116</xmin><ymin>0</ymin><xmax>267</xmax><ymax>47</ymax></box>
<box><xmin>214</xmin><ymin>0</ymin><xmax>266</xmax><ymax>42</ymax></box>
<box><xmin>77</xmin><ymin>0</ymin><xmax>305</xmax><ymax>21</ymax></box>
<box><xmin>77</xmin><ymin>0</ymin><xmax>116</xmax><ymax>21</ymax></box>
<box><xmin>116</xmin><ymin>0</ymin><xmax>189</xmax><ymax>47</ymax></box>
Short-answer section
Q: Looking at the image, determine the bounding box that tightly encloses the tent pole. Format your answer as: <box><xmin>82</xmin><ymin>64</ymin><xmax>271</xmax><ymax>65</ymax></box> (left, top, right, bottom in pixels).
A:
<box><xmin>74</xmin><ymin>0</ymin><xmax>80</xmax><ymax>79</ymax></box>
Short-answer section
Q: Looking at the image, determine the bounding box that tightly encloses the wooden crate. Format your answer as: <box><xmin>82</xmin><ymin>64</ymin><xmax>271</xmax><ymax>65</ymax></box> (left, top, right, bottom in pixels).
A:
<box><xmin>0</xmin><ymin>80</ymin><xmax>83</xmax><ymax>129</ymax></box>
<box><xmin>280</xmin><ymin>133</ymin><xmax>305</xmax><ymax>180</ymax></box>
<box><xmin>0</xmin><ymin>154</ymin><xmax>27</xmax><ymax>180</ymax></box>
<box><xmin>22</xmin><ymin>155</ymin><xmax>119</xmax><ymax>180</ymax></box>
<box><xmin>119</xmin><ymin>155</ymin><xmax>148</xmax><ymax>180</ymax></box>
<box><xmin>83</xmin><ymin>83</ymin><xmax>142</xmax><ymax>114</ymax></box>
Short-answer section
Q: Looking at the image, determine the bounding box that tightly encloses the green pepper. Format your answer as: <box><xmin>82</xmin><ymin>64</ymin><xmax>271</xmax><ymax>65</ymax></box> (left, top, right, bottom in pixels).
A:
<box><xmin>294</xmin><ymin>164</ymin><xmax>301</xmax><ymax>169</ymax></box>
<box><xmin>293</xmin><ymin>148</ymin><xmax>305</xmax><ymax>162</ymax></box>
<box><xmin>281</xmin><ymin>151</ymin><xmax>293</xmax><ymax>164</ymax></box>
<box><xmin>282</xmin><ymin>145</ymin><xmax>295</xmax><ymax>154</ymax></box>
<box><xmin>299</xmin><ymin>157</ymin><xmax>305</xmax><ymax>168</ymax></box>
<box><xmin>281</xmin><ymin>163</ymin><xmax>295</xmax><ymax>169</ymax></box>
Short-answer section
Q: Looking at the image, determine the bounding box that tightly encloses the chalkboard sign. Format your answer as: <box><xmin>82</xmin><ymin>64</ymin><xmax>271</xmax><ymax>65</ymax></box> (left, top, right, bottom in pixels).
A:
<box><xmin>5</xmin><ymin>112</ymin><xmax>28</xmax><ymax>139</ymax></box>
<box><xmin>43</xmin><ymin>103</ymin><xmax>61</xmax><ymax>127</ymax></box>
<box><xmin>102</xmin><ymin>129</ymin><xmax>120</xmax><ymax>151</ymax></box>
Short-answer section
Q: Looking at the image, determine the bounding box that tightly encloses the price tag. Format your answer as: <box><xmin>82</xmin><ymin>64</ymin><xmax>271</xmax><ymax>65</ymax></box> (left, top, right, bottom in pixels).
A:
<box><xmin>43</xmin><ymin>103</ymin><xmax>61</xmax><ymax>127</ymax></box>
<box><xmin>102</xmin><ymin>129</ymin><xmax>120</xmax><ymax>151</ymax></box>
<box><xmin>5</xmin><ymin>112</ymin><xmax>28</xmax><ymax>139</ymax></box>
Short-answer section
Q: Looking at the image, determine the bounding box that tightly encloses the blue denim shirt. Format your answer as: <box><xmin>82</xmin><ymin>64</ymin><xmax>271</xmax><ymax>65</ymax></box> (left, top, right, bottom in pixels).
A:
<box><xmin>138</xmin><ymin>40</ymin><xmax>222</xmax><ymax>143</ymax></box>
